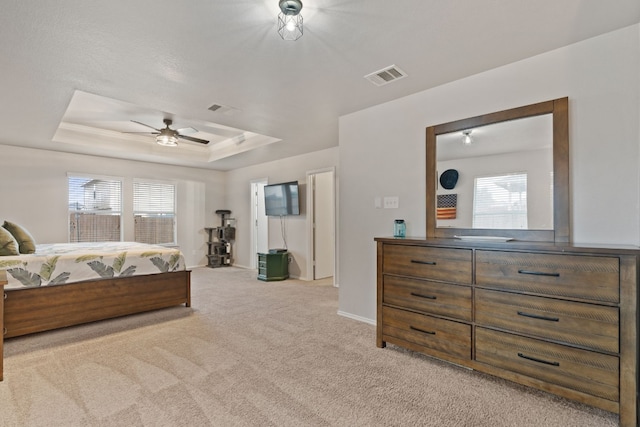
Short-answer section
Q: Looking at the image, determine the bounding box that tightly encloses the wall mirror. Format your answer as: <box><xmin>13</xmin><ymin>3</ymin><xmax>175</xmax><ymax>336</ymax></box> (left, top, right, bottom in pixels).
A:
<box><xmin>426</xmin><ymin>97</ymin><xmax>569</xmax><ymax>243</ymax></box>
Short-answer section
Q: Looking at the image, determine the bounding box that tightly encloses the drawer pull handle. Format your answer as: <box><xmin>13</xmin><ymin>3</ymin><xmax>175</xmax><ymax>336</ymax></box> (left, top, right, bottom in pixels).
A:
<box><xmin>517</xmin><ymin>270</ymin><xmax>560</xmax><ymax>277</ymax></box>
<box><xmin>411</xmin><ymin>260</ymin><xmax>436</xmax><ymax>266</ymax></box>
<box><xmin>517</xmin><ymin>311</ymin><xmax>559</xmax><ymax>322</ymax></box>
<box><xmin>517</xmin><ymin>352</ymin><xmax>559</xmax><ymax>366</ymax></box>
<box><xmin>410</xmin><ymin>292</ymin><xmax>437</xmax><ymax>300</ymax></box>
<box><xmin>410</xmin><ymin>326</ymin><xmax>436</xmax><ymax>335</ymax></box>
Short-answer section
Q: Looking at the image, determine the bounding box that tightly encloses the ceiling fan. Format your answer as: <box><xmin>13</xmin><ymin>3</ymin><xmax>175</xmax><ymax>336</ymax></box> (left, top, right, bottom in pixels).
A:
<box><xmin>128</xmin><ymin>118</ymin><xmax>209</xmax><ymax>146</ymax></box>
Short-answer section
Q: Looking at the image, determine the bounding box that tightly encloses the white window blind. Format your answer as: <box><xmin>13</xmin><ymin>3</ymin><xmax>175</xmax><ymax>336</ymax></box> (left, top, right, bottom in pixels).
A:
<box><xmin>473</xmin><ymin>173</ymin><xmax>528</xmax><ymax>229</ymax></box>
<box><xmin>133</xmin><ymin>181</ymin><xmax>176</xmax><ymax>245</ymax></box>
<box><xmin>68</xmin><ymin>175</ymin><xmax>122</xmax><ymax>242</ymax></box>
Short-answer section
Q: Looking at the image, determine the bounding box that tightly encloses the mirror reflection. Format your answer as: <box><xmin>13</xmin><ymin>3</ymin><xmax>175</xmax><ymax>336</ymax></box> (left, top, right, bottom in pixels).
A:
<box><xmin>435</xmin><ymin>114</ymin><xmax>553</xmax><ymax>230</ymax></box>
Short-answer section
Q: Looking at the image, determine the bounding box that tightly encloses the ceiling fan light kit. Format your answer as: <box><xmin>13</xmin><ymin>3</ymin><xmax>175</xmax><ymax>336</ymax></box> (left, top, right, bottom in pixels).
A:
<box><xmin>278</xmin><ymin>0</ymin><xmax>303</xmax><ymax>41</ymax></box>
<box><xmin>156</xmin><ymin>133</ymin><xmax>179</xmax><ymax>147</ymax></box>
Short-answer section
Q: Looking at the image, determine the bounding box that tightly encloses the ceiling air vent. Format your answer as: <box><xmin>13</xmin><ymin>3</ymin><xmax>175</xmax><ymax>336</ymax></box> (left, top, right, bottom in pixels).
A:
<box><xmin>208</xmin><ymin>103</ymin><xmax>241</xmax><ymax>115</ymax></box>
<box><xmin>364</xmin><ymin>65</ymin><xmax>407</xmax><ymax>86</ymax></box>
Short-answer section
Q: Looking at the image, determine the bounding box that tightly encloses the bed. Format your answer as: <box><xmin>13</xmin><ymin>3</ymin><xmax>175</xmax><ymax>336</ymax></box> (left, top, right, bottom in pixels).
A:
<box><xmin>1</xmin><ymin>242</ymin><xmax>191</xmax><ymax>339</ymax></box>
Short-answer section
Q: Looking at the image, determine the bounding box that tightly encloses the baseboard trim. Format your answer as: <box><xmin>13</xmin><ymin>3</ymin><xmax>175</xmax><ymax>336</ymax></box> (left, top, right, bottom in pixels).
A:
<box><xmin>229</xmin><ymin>263</ymin><xmax>252</xmax><ymax>270</ymax></box>
<box><xmin>337</xmin><ymin>310</ymin><xmax>376</xmax><ymax>326</ymax></box>
<box><xmin>188</xmin><ymin>264</ymin><xmax>207</xmax><ymax>269</ymax></box>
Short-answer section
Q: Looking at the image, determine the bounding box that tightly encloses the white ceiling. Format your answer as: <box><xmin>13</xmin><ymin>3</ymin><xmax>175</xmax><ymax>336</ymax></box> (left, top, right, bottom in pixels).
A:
<box><xmin>437</xmin><ymin>115</ymin><xmax>553</xmax><ymax>161</ymax></box>
<box><xmin>1</xmin><ymin>1</ymin><xmax>639</xmax><ymax>171</ymax></box>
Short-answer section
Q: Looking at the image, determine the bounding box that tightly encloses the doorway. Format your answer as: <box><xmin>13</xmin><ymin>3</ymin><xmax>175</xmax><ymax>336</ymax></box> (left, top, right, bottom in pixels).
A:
<box><xmin>307</xmin><ymin>169</ymin><xmax>335</xmax><ymax>281</ymax></box>
<box><xmin>250</xmin><ymin>179</ymin><xmax>268</xmax><ymax>269</ymax></box>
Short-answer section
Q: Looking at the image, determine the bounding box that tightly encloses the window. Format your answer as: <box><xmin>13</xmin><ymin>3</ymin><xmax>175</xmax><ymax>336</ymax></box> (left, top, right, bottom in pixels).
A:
<box><xmin>473</xmin><ymin>173</ymin><xmax>528</xmax><ymax>229</ymax></box>
<box><xmin>133</xmin><ymin>181</ymin><xmax>176</xmax><ymax>245</ymax></box>
<box><xmin>68</xmin><ymin>175</ymin><xmax>122</xmax><ymax>242</ymax></box>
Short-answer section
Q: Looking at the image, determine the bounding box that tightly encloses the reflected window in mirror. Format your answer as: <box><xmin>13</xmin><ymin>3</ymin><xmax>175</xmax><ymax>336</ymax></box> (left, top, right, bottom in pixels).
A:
<box><xmin>472</xmin><ymin>173</ymin><xmax>528</xmax><ymax>229</ymax></box>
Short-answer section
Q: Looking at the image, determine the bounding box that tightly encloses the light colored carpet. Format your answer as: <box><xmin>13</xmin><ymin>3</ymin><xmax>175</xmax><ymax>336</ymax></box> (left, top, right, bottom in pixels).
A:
<box><xmin>1</xmin><ymin>267</ymin><xmax>618</xmax><ymax>426</ymax></box>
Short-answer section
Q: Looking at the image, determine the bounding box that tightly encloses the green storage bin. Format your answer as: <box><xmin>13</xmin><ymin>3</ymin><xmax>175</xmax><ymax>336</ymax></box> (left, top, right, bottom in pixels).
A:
<box><xmin>257</xmin><ymin>252</ymin><xmax>289</xmax><ymax>281</ymax></box>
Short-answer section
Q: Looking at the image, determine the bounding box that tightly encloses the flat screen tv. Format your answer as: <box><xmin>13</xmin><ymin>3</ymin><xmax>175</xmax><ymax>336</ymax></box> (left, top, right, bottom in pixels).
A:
<box><xmin>264</xmin><ymin>181</ymin><xmax>300</xmax><ymax>216</ymax></box>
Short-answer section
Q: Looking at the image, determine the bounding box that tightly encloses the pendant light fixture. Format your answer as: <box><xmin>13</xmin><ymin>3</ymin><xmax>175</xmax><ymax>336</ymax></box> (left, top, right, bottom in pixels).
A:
<box><xmin>278</xmin><ymin>0</ymin><xmax>303</xmax><ymax>41</ymax></box>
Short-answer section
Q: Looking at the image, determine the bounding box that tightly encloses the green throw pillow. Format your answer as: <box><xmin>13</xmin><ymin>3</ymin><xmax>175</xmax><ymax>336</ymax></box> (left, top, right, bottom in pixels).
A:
<box><xmin>3</xmin><ymin>220</ymin><xmax>36</xmax><ymax>254</ymax></box>
<box><xmin>0</xmin><ymin>226</ymin><xmax>19</xmax><ymax>256</ymax></box>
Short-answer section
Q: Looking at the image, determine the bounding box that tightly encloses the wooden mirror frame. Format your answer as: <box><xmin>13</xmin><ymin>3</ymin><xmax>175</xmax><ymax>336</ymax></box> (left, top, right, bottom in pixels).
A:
<box><xmin>426</xmin><ymin>97</ymin><xmax>569</xmax><ymax>243</ymax></box>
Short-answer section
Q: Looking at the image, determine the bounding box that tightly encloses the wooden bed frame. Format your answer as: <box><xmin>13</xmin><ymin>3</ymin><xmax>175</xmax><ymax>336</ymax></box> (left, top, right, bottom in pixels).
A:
<box><xmin>0</xmin><ymin>271</ymin><xmax>5</xmax><ymax>381</ymax></box>
<box><xmin>3</xmin><ymin>270</ymin><xmax>191</xmax><ymax>339</ymax></box>
<box><xmin>1</xmin><ymin>255</ymin><xmax>191</xmax><ymax>381</ymax></box>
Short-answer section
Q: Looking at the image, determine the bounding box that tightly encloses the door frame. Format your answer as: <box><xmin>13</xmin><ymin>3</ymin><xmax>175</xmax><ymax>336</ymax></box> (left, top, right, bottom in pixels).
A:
<box><xmin>250</xmin><ymin>178</ymin><xmax>269</xmax><ymax>269</ymax></box>
<box><xmin>306</xmin><ymin>167</ymin><xmax>336</xmax><ymax>284</ymax></box>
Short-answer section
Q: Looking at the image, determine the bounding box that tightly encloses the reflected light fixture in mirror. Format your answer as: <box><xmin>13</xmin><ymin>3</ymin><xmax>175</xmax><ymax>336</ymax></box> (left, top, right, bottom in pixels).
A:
<box><xmin>425</xmin><ymin>97</ymin><xmax>569</xmax><ymax>243</ymax></box>
<box><xmin>462</xmin><ymin>130</ymin><xmax>472</xmax><ymax>145</ymax></box>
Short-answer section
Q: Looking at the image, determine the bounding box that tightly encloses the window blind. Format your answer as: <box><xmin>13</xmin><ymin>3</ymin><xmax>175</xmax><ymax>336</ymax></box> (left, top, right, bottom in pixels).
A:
<box><xmin>68</xmin><ymin>175</ymin><xmax>122</xmax><ymax>242</ymax></box>
<box><xmin>133</xmin><ymin>181</ymin><xmax>176</xmax><ymax>245</ymax></box>
<box><xmin>473</xmin><ymin>173</ymin><xmax>528</xmax><ymax>229</ymax></box>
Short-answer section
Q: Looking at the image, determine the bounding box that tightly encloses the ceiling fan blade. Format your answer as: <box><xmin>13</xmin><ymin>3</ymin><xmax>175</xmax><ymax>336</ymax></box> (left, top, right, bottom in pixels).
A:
<box><xmin>178</xmin><ymin>134</ymin><xmax>209</xmax><ymax>145</ymax></box>
<box><xmin>130</xmin><ymin>120</ymin><xmax>160</xmax><ymax>131</ymax></box>
<box><xmin>176</xmin><ymin>127</ymin><xmax>198</xmax><ymax>135</ymax></box>
<box><xmin>123</xmin><ymin>131</ymin><xmax>160</xmax><ymax>135</ymax></box>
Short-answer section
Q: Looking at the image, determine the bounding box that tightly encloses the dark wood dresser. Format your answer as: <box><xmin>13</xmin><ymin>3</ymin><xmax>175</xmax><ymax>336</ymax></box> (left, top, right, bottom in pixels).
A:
<box><xmin>376</xmin><ymin>237</ymin><xmax>639</xmax><ymax>426</ymax></box>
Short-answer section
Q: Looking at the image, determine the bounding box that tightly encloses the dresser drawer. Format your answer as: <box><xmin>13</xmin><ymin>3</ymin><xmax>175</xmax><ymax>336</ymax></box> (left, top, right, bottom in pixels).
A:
<box><xmin>382</xmin><ymin>306</ymin><xmax>471</xmax><ymax>360</ymax></box>
<box><xmin>475</xmin><ymin>289</ymin><xmax>619</xmax><ymax>353</ymax></box>
<box><xmin>384</xmin><ymin>275</ymin><xmax>472</xmax><ymax>321</ymax></box>
<box><xmin>383</xmin><ymin>244</ymin><xmax>472</xmax><ymax>284</ymax></box>
<box><xmin>476</xmin><ymin>251</ymin><xmax>619</xmax><ymax>303</ymax></box>
<box><xmin>475</xmin><ymin>328</ymin><xmax>619</xmax><ymax>402</ymax></box>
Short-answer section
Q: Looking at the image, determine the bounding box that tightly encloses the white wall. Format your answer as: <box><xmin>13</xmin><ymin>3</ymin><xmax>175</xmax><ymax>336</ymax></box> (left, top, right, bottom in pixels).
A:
<box><xmin>0</xmin><ymin>145</ymin><xmax>226</xmax><ymax>267</ymax></box>
<box><xmin>338</xmin><ymin>24</ymin><xmax>640</xmax><ymax>323</ymax></box>
<box><xmin>438</xmin><ymin>148</ymin><xmax>552</xmax><ymax>230</ymax></box>
<box><xmin>226</xmin><ymin>147</ymin><xmax>339</xmax><ymax>280</ymax></box>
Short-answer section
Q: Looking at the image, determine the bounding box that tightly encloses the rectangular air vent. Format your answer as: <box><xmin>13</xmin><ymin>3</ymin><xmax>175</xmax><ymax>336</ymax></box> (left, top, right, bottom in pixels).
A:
<box><xmin>208</xmin><ymin>103</ymin><xmax>241</xmax><ymax>115</ymax></box>
<box><xmin>364</xmin><ymin>65</ymin><xmax>407</xmax><ymax>86</ymax></box>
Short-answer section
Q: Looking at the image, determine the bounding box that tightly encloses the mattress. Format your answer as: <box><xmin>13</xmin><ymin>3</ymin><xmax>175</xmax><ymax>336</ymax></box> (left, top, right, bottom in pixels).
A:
<box><xmin>0</xmin><ymin>242</ymin><xmax>185</xmax><ymax>290</ymax></box>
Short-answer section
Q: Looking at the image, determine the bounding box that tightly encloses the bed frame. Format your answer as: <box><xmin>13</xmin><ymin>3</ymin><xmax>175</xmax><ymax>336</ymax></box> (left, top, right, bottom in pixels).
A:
<box><xmin>3</xmin><ymin>270</ymin><xmax>191</xmax><ymax>339</ymax></box>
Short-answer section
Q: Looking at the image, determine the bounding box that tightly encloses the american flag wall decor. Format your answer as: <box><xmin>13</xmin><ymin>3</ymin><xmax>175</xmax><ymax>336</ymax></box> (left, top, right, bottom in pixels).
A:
<box><xmin>437</xmin><ymin>194</ymin><xmax>457</xmax><ymax>220</ymax></box>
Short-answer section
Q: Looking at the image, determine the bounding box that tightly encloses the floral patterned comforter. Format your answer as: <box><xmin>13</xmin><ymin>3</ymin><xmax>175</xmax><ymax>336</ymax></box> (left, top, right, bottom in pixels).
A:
<box><xmin>0</xmin><ymin>242</ymin><xmax>185</xmax><ymax>289</ymax></box>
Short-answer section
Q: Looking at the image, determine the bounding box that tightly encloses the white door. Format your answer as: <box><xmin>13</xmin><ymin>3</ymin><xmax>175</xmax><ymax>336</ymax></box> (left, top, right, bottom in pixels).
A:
<box><xmin>311</xmin><ymin>171</ymin><xmax>334</xmax><ymax>279</ymax></box>
<box><xmin>250</xmin><ymin>180</ymin><xmax>269</xmax><ymax>269</ymax></box>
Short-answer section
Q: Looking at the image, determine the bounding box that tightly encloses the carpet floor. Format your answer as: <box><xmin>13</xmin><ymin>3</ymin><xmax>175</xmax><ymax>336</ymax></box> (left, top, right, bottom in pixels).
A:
<box><xmin>1</xmin><ymin>267</ymin><xmax>619</xmax><ymax>426</ymax></box>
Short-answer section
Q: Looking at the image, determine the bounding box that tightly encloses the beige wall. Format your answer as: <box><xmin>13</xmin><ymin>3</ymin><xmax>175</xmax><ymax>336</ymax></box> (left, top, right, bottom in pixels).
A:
<box><xmin>225</xmin><ymin>147</ymin><xmax>339</xmax><ymax>280</ymax></box>
<box><xmin>338</xmin><ymin>25</ymin><xmax>640</xmax><ymax>323</ymax></box>
<box><xmin>0</xmin><ymin>143</ymin><xmax>338</xmax><ymax>278</ymax></box>
<box><xmin>0</xmin><ymin>144</ymin><xmax>225</xmax><ymax>268</ymax></box>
